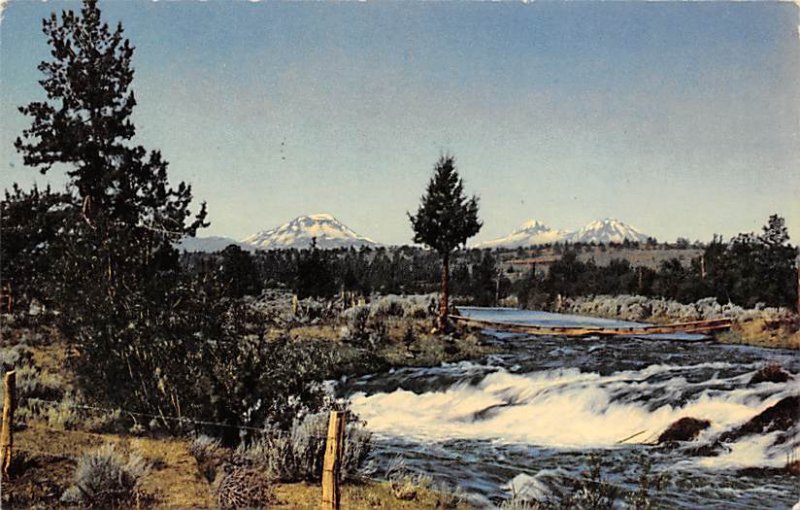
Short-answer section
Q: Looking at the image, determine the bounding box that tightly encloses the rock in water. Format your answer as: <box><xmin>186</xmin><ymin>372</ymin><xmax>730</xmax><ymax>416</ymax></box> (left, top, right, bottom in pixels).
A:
<box><xmin>720</xmin><ymin>395</ymin><xmax>799</xmax><ymax>443</ymax></box>
<box><xmin>658</xmin><ymin>417</ymin><xmax>711</xmax><ymax>443</ymax></box>
<box><xmin>749</xmin><ymin>364</ymin><xmax>794</xmax><ymax>385</ymax></box>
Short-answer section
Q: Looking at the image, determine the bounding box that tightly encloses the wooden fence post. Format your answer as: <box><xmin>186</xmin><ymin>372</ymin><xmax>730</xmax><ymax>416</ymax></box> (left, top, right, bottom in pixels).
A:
<box><xmin>1</xmin><ymin>370</ymin><xmax>16</xmax><ymax>479</ymax></box>
<box><xmin>321</xmin><ymin>410</ymin><xmax>345</xmax><ymax>510</ymax></box>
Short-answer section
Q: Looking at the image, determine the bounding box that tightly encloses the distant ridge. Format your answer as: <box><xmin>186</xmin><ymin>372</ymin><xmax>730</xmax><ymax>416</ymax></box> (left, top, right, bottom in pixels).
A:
<box><xmin>474</xmin><ymin>217</ymin><xmax>652</xmax><ymax>248</ymax></box>
<box><xmin>240</xmin><ymin>213</ymin><xmax>379</xmax><ymax>250</ymax></box>
<box><xmin>475</xmin><ymin>219</ymin><xmax>567</xmax><ymax>249</ymax></box>
<box><xmin>176</xmin><ymin>236</ymin><xmax>255</xmax><ymax>253</ymax></box>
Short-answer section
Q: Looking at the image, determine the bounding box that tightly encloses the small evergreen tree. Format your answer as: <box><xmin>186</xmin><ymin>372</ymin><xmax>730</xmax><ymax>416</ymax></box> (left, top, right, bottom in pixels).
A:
<box><xmin>294</xmin><ymin>238</ymin><xmax>336</xmax><ymax>298</ymax></box>
<box><xmin>760</xmin><ymin>214</ymin><xmax>789</xmax><ymax>247</ymax></box>
<box><xmin>218</xmin><ymin>245</ymin><xmax>263</xmax><ymax>298</ymax></box>
<box><xmin>409</xmin><ymin>156</ymin><xmax>481</xmax><ymax>330</ymax></box>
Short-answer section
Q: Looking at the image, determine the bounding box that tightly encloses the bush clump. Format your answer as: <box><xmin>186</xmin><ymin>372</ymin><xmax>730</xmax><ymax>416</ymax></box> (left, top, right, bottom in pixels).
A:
<box><xmin>237</xmin><ymin>411</ymin><xmax>372</xmax><ymax>483</ymax></box>
<box><xmin>214</xmin><ymin>466</ymin><xmax>275</xmax><ymax>510</ymax></box>
<box><xmin>61</xmin><ymin>444</ymin><xmax>149</xmax><ymax>508</ymax></box>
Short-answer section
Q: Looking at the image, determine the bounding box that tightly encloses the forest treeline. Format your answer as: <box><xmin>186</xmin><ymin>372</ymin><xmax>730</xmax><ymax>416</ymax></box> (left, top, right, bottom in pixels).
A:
<box><xmin>178</xmin><ymin>213</ymin><xmax>798</xmax><ymax>311</ymax></box>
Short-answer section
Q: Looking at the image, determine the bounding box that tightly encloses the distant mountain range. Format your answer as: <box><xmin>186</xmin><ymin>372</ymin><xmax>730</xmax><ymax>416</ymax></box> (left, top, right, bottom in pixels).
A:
<box><xmin>178</xmin><ymin>215</ymin><xmax>652</xmax><ymax>252</ymax></box>
<box><xmin>475</xmin><ymin>218</ymin><xmax>651</xmax><ymax>248</ymax></box>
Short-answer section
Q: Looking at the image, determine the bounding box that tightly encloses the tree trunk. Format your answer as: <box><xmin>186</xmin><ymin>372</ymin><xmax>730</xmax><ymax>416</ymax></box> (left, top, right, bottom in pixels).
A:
<box><xmin>796</xmin><ymin>258</ymin><xmax>800</xmax><ymax>316</ymax></box>
<box><xmin>439</xmin><ymin>252</ymin><xmax>450</xmax><ymax>331</ymax></box>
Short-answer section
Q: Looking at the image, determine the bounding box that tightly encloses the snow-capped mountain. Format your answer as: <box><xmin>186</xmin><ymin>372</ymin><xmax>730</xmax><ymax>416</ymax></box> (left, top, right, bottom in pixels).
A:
<box><xmin>241</xmin><ymin>213</ymin><xmax>378</xmax><ymax>250</ymax></box>
<box><xmin>475</xmin><ymin>219</ymin><xmax>568</xmax><ymax>248</ymax></box>
<box><xmin>565</xmin><ymin>218</ymin><xmax>651</xmax><ymax>244</ymax></box>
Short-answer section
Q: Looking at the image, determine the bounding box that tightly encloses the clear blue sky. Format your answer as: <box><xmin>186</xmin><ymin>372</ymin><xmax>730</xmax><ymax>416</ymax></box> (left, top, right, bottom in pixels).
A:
<box><xmin>2</xmin><ymin>0</ymin><xmax>798</xmax><ymax>245</ymax></box>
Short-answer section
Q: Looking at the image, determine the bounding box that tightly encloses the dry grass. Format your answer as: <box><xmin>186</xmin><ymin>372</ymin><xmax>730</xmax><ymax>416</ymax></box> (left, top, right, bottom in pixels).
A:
<box><xmin>718</xmin><ymin>318</ymin><xmax>800</xmax><ymax>350</ymax></box>
<box><xmin>288</xmin><ymin>323</ymin><xmax>342</xmax><ymax>342</ymax></box>
<box><xmin>6</xmin><ymin>425</ymin><xmax>468</xmax><ymax>509</ymax></box>
<box><xmin>6</xmin><ymin>425</ymin><xmax>214</xmax><ymax>508</ymax></box>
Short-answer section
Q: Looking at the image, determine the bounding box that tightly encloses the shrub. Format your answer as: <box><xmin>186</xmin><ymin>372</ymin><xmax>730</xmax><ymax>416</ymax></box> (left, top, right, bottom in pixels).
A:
<box><xmin>390</xmin><ymin>473</ymin><xmax>430</xmax><ymax>501</ymax></box>
<box><xmin>36</xmin><ymin>394</ymin><xmax>122</xmax><ymax>432</ymax></box>
<box><xmin>15</xmin><ymin>364</ymin><xmax>64</xmax><ymax>401</ymax></box>
<box><xmin>369</xmin><ymin>295</ymin><xmax>406</xmax><ymax>318</ymax></box>
<box><xmin>238</xmin><ymin>411</ymin><xmax>372</xmax><ymax>483</ymax></box>
<box><xmin>189</xmin><ymin>433</ymin><xmax>225</xmax><ymax>481</ymax></box>
<box><xmin>0</xmin><ymin>344</ymin><xmax>33</xmax><ymax>369</ymax></box>
<box><xmin>61</xmin><ymin>444</ymin><xmax>149</xmax><ymax>508</ymax></box>
<box><xmin>0</xmin><ymin>345</ymin><xmax>65</xmax><ymax>402</ymax></box>
<box><xmin>190</xmin><ymin>434</ymin><xmax>223</xmax><ymax>464</ymax></box>
<box><xmin>342</xmin><ymin>305</ymin><xmax>370</xmax><ymax>343</ymax></box>
<box><xmin>214</xmin><ymin>465</ymin><xmax>274</xmax><ymax>510</ymax></box>
<box><xmin>386</xmin><ymin>458</ymin><xmax>437</xmax><ymax>502</ymax></box>
<box><xmin>431</xmin><ymin>481</ymin><xmax>467</xmax><ymax>509</ymax></box>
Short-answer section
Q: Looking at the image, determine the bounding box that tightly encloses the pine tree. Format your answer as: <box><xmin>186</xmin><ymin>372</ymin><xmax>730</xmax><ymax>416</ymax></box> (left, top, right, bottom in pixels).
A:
<box><xmin>15</xmin><ymin>0</ymin><xmax>207</xmax><ymax>242</ymax></box>
<box><xmin>13</xmin><ymin>0</ymin><xmax>208</xmax><ymax>413</ymax></box>
<box><xmin>409</xmin><ymin>155</ymin><xmax>481</xmax><ymax>330</ymax></box>
<box><xmin>760</xmin><ymin>214</ymin><xmax>789</xmax><ymax>247</ymax></box>
<box><xmin>218</xmin><ymin>245</ymin><xmax>263</xmax><ymax>298</ymax></box>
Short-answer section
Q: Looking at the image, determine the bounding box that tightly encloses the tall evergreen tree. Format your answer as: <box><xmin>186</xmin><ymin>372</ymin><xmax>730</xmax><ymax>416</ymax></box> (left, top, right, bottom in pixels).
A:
<box><xmin>15</xmin><ymin>0</ymin><xmax>207</xmax><ymax>240</ymax></box>
<box><xmin>14</xmin><ymin>0</ymin><xmax>208</xmax><ymax>414</ymax></box>
<box><xmin>409</xmin><ymin>155</ymin><xmax>481</xmax><ymax>330</ymax></box>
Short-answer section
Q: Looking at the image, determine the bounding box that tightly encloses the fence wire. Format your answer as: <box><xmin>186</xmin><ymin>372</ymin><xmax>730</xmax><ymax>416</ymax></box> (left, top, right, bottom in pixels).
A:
<box><xmin>21</xmin><ymin>397</ymin><xmax>323</xmax><ymax>434</ymax></box>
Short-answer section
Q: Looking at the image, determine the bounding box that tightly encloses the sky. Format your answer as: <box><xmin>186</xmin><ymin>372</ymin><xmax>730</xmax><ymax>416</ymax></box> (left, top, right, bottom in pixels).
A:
<box><xmin>1</xmin><ymin>0</ymin><xmax>799</xmax><ymax>246</ymax></box>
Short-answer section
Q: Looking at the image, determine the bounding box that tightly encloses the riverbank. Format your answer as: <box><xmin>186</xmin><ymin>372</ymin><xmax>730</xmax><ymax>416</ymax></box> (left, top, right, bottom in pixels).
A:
<box><xmin>554</xmin><ymin>294</ymin><xmax>800</xmax><ymax>349</ymax></box>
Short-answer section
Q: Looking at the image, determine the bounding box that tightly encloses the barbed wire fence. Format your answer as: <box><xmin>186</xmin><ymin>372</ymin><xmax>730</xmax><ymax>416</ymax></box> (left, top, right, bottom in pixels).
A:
<box><xmin>0</xmin><ymin>374</ymin><xmax>348</xmax><ymax>509</ymax></box>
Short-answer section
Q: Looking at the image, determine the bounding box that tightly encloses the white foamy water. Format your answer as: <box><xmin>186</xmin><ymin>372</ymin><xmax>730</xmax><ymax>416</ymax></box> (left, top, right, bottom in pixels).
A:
<box><xmin>343</xmin><ymin>309</ymin><xmax>800</xmax><ymax>508</ymax></box>
<box><xmin>351</xmin><ymin>363</ymin><xmax>798</xmax><ymax>456</ymax></box>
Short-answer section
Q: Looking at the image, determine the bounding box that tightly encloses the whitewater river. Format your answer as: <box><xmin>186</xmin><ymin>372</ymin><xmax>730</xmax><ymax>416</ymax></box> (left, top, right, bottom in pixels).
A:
<box><xmin>340</xmin><ymin>308</ymin><xmax>800</xmax><ymax>509</ymax></box>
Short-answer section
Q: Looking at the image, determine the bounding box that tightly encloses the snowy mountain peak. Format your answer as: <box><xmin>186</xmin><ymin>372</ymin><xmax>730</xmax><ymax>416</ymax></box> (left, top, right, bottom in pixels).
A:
<box><xmin>241</xmin><ymin>213</ymin><xmax>378</xmax><ymax>250</ymax></box>
<box><xmin>475</xmin><ymin>219</ymin><xmax>567</xmax><ymax>249</ymax></box>
<box><xmin>308</xmin><ymin>213</ymin><xmax>336</xmax><ymax>221</ymax></box>
<box><xmin>520</xmin><ymin>219</ymin><xmax>548</xmax><ymax>230</ymax></box>
<box><xmin>474</xmin><ymin>217</ymin><xmax>653</xmax><ymax>248</ymax></box>
<box><xmin>566</xmin><ymin>218</ymin><xmax>650</xmax><ymax>244</ymax></box>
